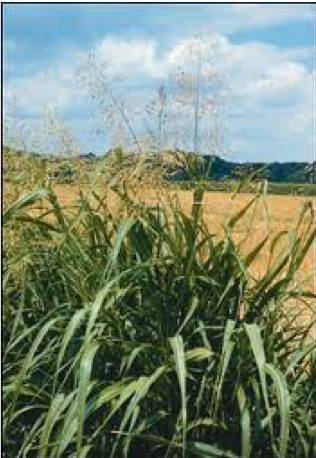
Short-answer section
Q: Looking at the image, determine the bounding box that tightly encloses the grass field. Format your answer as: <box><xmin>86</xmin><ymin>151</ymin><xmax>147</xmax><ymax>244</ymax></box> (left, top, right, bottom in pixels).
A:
<box><xmin>3</xmin><ymin>155</ymin><xmax>316</xmax><ymax>458</ymax></box>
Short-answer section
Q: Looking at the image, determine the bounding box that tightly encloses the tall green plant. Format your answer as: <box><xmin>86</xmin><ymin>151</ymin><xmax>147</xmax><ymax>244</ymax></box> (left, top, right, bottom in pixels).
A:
<box><xmin>3</xmin><ymin>182</ymin><xmax>315</xmax><ymax>458</ymax></box>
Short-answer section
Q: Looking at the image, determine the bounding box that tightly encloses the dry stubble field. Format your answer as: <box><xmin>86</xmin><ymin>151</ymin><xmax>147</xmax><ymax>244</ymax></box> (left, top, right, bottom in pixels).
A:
<box><xmin>55</xmin><ymin>184</ymin><xmax>315</xmax><ymax>279</ymax></box>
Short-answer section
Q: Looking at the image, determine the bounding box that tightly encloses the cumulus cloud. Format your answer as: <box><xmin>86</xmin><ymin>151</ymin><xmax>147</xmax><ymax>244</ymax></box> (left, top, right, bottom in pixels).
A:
<box><xmin>4</xmin><ymin>30</ymin><xmax>314</xmax><ymax>161</ymax></box>
<box><xmin>4</xmin><ymin>60</ymin><xmax>79</xmax><ymax>115</ymax></box>
<box><xmin>95</xmin><ymin>37</ymin><xmax>164</xmax><ymax>79</ymax></box>
<box><xmin>214</xmin><ymin>39</ymin><xmax>313</xmax><ymax>105</ymax></box>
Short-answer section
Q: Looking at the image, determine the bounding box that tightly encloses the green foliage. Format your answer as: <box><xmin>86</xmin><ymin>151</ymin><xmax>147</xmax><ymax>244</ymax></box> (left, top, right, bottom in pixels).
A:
<box><xmin>2</xmin><ymin>182</ymin><xmax>315</xmax><ymax>458</ymax></box>
<box><xmin>175</xmin><ymin>180</ymin><xmax>316</xmax><ymax>197</ymax></box>
<box><xmin>50</xmin><ymin>162</ymin><xmax>75</xmax><ymax>183</ymax></box>
<box><xmin>114</xmin><ymin>146</ymin><xmax>124</xmax><ymax>162</ymax></box>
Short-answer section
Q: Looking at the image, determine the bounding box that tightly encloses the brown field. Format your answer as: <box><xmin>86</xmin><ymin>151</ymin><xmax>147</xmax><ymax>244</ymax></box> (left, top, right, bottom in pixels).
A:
<box><xmin>4</xmin><ymin>181</ymin><xmax>315</xmax><ymax>284</ymax></box>
<box><xmin>54</xmin><ymin>184</ymin><xmax>315</xmax><ymax>280</ymax></box>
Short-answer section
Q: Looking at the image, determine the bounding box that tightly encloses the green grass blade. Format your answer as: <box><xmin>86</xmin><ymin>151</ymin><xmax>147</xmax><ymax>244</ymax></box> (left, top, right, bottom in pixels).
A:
<box><xmin>112</xmin><ymin>366</ymin><xmax>165</xmax><ymax>458</ymax></box>
<box><xmin>53</xmin><ymin>309</ymin><xmax>87</xmax><ymax>394</ymax></box>
<box><xmin>227</xmin><ymin>196</ymin><xmax>257</xmax><ymax>230</ymax></box>
<box><xmin>3</xmin><ymin>188</ymin><xmax>51</xmax><ymax>225</ymax></box>
<box><xmin>8</xmin><ymin>318</ymin><xmax>59</xmax><ymax>426</ymax></box>
<box><xmin>185</xmin><ymin>347</ymin><xmax>212</xmax><ymax>363</ymax></box>
<box><xmin>237</xmin><ymin>386</ymin><xmax>251</xmax><ymax>458</ymax></box>
<box><xmin>265</xmin><ymin>363</ymin><xmax>290</xmax><ymax>458</ymax></box>
<box><xmin>212</xmin><ymin>320</ymin><xmax>236</xmax><ymax>418</ymax></box>
<box><xmin>76</xmin><ymin>341</ymin><xmax>99</xmax><ymax>454</ymax></box>
<box><xmin>170</xmin><ymin>334</ymin><xmax>187</xmax><ymax>456</ymax></box>
<box><xmin>244</xmin><ymin>324</ymin><xmax>272</xmax><ymax>437</ymax></box>
<box><xmin>185</xmin><ymin>441</ymin><xmax>241</xmax><ymax>458</ymax></box>
<box><xmin>286</xmin><ymin>342</ymin><xmax>316</xmax><ymax>376</ymax></box>
<box><xmin>39</xmin><ymin>391</ymin><xmax>76</xmax><ymax>458</ymax></box>
<box><xmin>177</xmin><ymin>296</ymin><xmax>199</xmax><ymax>334</ymax></box>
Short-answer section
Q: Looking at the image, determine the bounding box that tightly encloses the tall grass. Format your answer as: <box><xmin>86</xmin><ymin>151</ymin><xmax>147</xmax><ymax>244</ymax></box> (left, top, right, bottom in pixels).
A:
<box><xmin>2</xmin><ymin>159</ymin><xmax>316</xmax><ymax>458</ymax></box>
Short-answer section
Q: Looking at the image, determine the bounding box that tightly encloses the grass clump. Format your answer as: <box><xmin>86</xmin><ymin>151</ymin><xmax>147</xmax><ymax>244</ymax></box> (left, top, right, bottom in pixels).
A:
<box><xmin>2</xmin><ymin>168</ymin><xmax>316</xmax><ymax>458</ymax></box>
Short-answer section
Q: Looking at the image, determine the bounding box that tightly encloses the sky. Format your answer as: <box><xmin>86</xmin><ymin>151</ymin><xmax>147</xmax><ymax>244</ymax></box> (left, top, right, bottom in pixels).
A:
<box><xmin>3</xmin><ymin>3</ymin><xmax>315</xmax><ymax>162</ymax></box>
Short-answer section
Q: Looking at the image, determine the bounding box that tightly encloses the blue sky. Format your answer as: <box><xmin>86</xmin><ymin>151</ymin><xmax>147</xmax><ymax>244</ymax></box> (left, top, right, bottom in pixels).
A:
<box><xmin>3</xmin><ymin>3</ymin><xmax>315</xmax><ymax>162</ymax></box>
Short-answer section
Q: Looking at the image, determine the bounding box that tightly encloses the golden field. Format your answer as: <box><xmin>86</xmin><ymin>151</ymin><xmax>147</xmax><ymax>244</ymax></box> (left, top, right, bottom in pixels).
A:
<box><xmin>5</xmin><ymin>179</ymin><xmax>315</xmax><ymax>284</ymax></box>
<box><xmin>54</xmin><ymin>184</ymin><xmax>315</xmax><ymax>278</ymax></box>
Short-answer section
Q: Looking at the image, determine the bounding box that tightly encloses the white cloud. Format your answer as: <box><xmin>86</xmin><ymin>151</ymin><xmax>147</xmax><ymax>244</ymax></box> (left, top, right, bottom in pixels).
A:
<box><xmin>4</xmin><ymin>61</ymin><xmax>78</xmax><ymax>115</ymax></box>
<box><xmin>241</xmin><ymin>61</ymin><xmax>311</xmax><ymax>108</ymax></box>
<box><xmin>4</xmin><ymin>31</ymin><xmax>314</xmax><ymax>162</ymax></box>
<box><xmin>95</xmin><ymin>37</ymin><xmax>164</xmax><ymax>79</ymax></box>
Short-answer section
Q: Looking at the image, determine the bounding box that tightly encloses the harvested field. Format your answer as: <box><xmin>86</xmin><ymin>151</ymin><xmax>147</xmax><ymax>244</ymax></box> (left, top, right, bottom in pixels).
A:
<box><xmin>54</xmin><ymin>184</ymin><xmax>315</xmax><ymax>279</ymax></box>
<box><xmin>5</xmin><ymin>182</ymin><xmax>314</xmax><ymax>284</ymax></box>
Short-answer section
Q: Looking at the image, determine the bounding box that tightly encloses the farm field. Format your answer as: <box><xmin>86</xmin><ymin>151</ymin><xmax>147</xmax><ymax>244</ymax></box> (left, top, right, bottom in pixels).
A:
<box><xmin>4</xmin><ymin>179</ymin><xmax>314</xmax><ymax>283</ymax></box>
<box><xmin>54</xmin><ymin>184</ymin><xmax>315</xmax><ymax>279</ymax></box>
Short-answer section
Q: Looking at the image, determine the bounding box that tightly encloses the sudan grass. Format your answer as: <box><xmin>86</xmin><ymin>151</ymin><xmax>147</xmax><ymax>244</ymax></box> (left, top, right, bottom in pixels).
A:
<box><xmin>2</xmin><ymin>172</ymin><xmax>316</xmax><ymax>457</ymax></box>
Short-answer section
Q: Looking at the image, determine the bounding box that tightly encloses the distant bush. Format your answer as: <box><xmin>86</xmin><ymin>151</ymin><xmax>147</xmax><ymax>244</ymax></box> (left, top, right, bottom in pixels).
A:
<box><xmin>174</xmin><ymin>179</ymin><xmax>316</xmax><ymax>196</ymax></box>
<box><xmin>50</xmin><ymin>163</ymin><xmax>75</xmax><ymax>183</ymax></box>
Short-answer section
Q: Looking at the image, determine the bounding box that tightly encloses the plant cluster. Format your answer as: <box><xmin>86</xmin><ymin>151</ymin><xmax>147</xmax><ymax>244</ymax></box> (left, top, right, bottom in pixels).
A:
<box><xmin>2</xmin><ymin>163</ymin><xmax>315</xmax><ymax>457</ymax></box>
